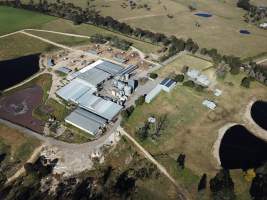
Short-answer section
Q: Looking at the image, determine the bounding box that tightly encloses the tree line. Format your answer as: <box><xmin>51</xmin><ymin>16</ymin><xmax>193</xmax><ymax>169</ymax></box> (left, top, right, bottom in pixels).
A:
<box><xmin>0</xmin><ymin>0</ymin><xmax>199</xmax><ymax>60</ymax></box>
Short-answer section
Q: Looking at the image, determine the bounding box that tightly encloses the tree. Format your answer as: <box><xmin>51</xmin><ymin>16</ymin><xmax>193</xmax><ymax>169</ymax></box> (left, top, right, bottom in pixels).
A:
<box><xmin>136</xmin><ymin>122</ymin><xmax>149</xmax><ymax>141</ymax></box>
<box><xmin>210</xmin><ymin>169</ymin><xmax>235</xmax><ymax>200</ymax></box>
<box><xmin>250</xmin><ymin>173</ymin><xmax>267</xmax><ymax>200</ymax></box>
<box><xmin>237</xmin><ymin>0</ymin><xmax>252</xmax><ymax>11</ymax></box>
<box><xmin>177</xmin><ymin>154</ymin><xmax>186</xmax><ymax>169</ymax></box>
<box><xmin>198</xmin><ymin>173</ymin><xmax>207</xmax><ymax>191</ymax></box>
<box><xmin>183</xmin><ymin>80</ymin><xmax>195</xmax><ymax>88</ymax></box>
<box><xmin>0</xmin><ymin>170</ymin><xmax>7</xmax><ymax>189</ymax></box>
<box><xmin>241</xmin><ymin>77</ymin><xmax>250</xmax><ymax>88</ymax></box>
<box><xmin>135</xmin><ymin>95</ymin><xmax>145</xmax><ymax>106</ymax></box>
<box><xmin>149</xmin><ymin>73</ymin><xmax>158</xmax><ymax>79</ymax></box>
<box><xmin>174</xmin><ymin>74</ymin><xmax>184</xmax><ymax>82</ymax></box>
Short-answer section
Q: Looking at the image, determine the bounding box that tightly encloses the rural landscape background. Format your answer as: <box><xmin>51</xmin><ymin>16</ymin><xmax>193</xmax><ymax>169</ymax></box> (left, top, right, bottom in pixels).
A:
<box><xmin>0</xmin><ymin>0</ymin><xmax>267</xmax><ymax>200</ymax></box>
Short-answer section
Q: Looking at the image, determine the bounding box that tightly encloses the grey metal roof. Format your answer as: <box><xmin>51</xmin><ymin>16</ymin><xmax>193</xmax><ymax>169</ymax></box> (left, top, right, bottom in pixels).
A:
<box><xmin>77</xmin><ymin>68</ymin><xmax>110</xmax><ymax>87</ymax></box>
<box><xmin>57</xmin><ymin>67</ymin><xmax>72</xmax><ymax>74</ymax></box>
<box><xmin>56</xmin><ymin>79</ymin><xmax>95</xmax><ymax>102</ymax></box>
<box><xmin>145</xmin><ymin>85</ymin><xmax>162</xmax><ymax>103</ymax></box>
<box><xmin>95</xmin><ymin>60</ymin><xmax>124</xmax><ymax>75</ymax></box>
<box><xmin>76</xmin><ymin>92</ymin><xmax>123</xmax><ymax>121</ymax></box>
<box><xmin>117</xmin><ymin>64</ymin><xmax>138</xmax><ymax>76</ymax></box>
<box><xmin>65</xmin><ymin>108</ymin><xmax>106</xmax><ymax>135</ymax></box>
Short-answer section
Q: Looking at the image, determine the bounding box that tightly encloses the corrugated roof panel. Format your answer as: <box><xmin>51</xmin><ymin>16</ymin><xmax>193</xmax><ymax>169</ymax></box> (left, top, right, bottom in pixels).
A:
<box><xmin>65</xmin><ymin>108</ymin><xmax>105</xmax><ymax>135</ymax></box>
<box><xmin>56</xmin><ymin>79</ymin><xmax>94</xmax><ymax>102</ymax></box>
<box><xmin>77</xmin><ymin>68</ymin><xmax>110</xmax><ymax>87</ymax></box>
<box><xmin>96</xmin><ymin>61</ymin><xmax>124</xmax><ymax>75</ymax></box>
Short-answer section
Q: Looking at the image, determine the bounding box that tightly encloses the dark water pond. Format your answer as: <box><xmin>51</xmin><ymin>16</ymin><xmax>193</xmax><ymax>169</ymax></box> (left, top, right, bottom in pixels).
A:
<box><xmin>240</xmin><ymin>30</ymin><xmax>251</xmax><ymax>35</ymax></box>
<box><xmin>194</xmin><ymin>13</ymin><xmax>213</xmax><ymax>17</ymax></box>
<box><xmin>0</xmin><ymin>54</ymin><xmax>40</xmax><ymax>90</ymax></box>
<box><xmin>219</xmin><ymin>125</ymin><xmax>267</xmax><ymax>170</ymax></box>
<box><xmin>251</xmin><ymin>101</ymin><xmax>267</xmax><ymax>130</ymax></box>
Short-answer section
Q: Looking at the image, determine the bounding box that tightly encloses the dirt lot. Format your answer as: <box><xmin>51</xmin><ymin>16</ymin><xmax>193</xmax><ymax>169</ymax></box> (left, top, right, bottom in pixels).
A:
<box><xmin>0</xmin><ymin>86</ymin><xmax>45</xmax><ymax>133</ymax></box>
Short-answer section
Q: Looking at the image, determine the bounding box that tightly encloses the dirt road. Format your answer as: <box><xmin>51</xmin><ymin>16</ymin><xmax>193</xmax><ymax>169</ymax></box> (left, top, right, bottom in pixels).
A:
<box><xmin>117</xmin><ymin>126</ymin><xmax>191</xmax><ymax>200</ymax></box>
<box><xmin>24</xmin><ymin>29</ymin><xmax>91</xmax><ymax>38</ymax></box>
<box><xmin>6</xmin><ymin>145</ymin><xmax>44</xmax><ymax>184</ymax></box>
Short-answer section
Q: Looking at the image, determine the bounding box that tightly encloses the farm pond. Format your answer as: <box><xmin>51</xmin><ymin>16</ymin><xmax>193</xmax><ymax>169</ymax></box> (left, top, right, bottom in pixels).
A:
<box><xmin>219</xmin><ymin>125</ymin><xmax>267</xmax><ymax>170</ymax></box>
<box><xmin>0</xmin><ymin>54</ymin><xmax>40</xmax><ymax>90</ymax></box>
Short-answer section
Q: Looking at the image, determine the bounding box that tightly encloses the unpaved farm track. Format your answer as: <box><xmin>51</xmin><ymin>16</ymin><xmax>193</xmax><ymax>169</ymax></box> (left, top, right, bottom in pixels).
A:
<box><xmin>118</xmin><ymin>126</ymin><xmax>191</xmax><ymax>200</ymax></box>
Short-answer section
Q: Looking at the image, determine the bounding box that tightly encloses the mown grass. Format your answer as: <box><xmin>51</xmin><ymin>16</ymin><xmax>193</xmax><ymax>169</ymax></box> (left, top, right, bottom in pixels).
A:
<box><xmin>26</xmin><ymin>30</ymin><xmax>90</xmax><ymax>47</ymax></box>
<box><xmin>0</xmin><ymin>33</ymin><xmax>57</xmax><ymax>61</ymax></box>
<box><xmin>157</xmin><ymin>54</ymin><xmax>213</xmax><ymax>77</ymax></box>
<box><xmin>38</xmin><ymin>18</ymin><xmax>160</xmax><ymax>53</ymax></box>
<box><xmin>0</xmin><ymin>6</ymin><xmax>56</xmax><ymax>35</ymax></box>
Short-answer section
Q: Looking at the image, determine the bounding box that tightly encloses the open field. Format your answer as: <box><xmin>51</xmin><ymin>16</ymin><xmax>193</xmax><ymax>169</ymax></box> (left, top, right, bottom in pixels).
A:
<box><xmin>37</xmin><ymin>19</ymin><xmax>160</xmax><ymax>53</ymax></box>
<box><xmin>157</xmin><ymin>54</ymin><xmax>213</xmax><ymax>77</ymax></box>
<box><xmin>21</xmin><ymin>0</ymin><xmax>267</xmax><ymax>58</ymax></box>
<box><xmin>0</xmin><ymin>123</ymin><xmax>40</xmax><ymax>177</ymax></box>
<box><xmin>0</xmin><ymin>6</ymin><xmax>56</xmax><ymax>35</ymax></box>
<box><xmin>124</xmin><ymin>58</ymin><xmax>267</xmax><ymax>198</ymax></box>
<box><xmin>26</xmin><ymin>30</ymin><xmax>90</xmax><ymax>47</ymax></box>
<box><xmin>0</xmin><ymin>33</ymin><xmax>57</xmax><ymax>61</ymax></box>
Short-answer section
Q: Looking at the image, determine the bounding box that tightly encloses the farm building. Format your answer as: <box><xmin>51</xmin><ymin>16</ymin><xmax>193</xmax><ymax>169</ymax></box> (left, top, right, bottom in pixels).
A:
<box><xmin>65</xmin><ymin>108</ymin><xmax>107</xmax><ymax>136</ymax></box>
<box><xmin>145</xmin><ymin>85</ymin><xmax>162</xmax><ymax>103</ymax></box>
<box><xmin>56</xmin><ymin>79</ymin><xmax>96</xmax><ymax>102</ymax></box>
<box><xmin>202</xmin><ymin>100</ymin><xmax>216</xmax><ymax>110</ymax></box>
<box><xmin>160</xmin><ymin>78</ymin><xmax>176</xmax><ymax>92</ymax></box>
<box><xmin>259</xmin><ymin>23</ymin><xmax>267</xmax><ymax>29</ymax></box>
<box><xmin>77</xmin><ymin>67</ymin><xmax>111</xmax><ymax>89</ymax></box>
<box><xmin>76</xmin><ymin>92</ymin><xmax>123</xmax><ymax>121</ymax></box>
<box><xmin>145</xmin><ymin>78</ymin><xmax>177</xmax><ymax>103</ymax></box>
<box><xmin>74</xmin><ymin>59</ymin><xmax>124</xmax><ymax>90</ymax></box>
<box><xmin>56</xmin><ymin>66</ymin><xmax>72</xmax><ymax>74</ymax></box>
<box><xmin>186</xmin><ymin>68</ymin><xmax>210</xmax><ymax>87</ymax></box>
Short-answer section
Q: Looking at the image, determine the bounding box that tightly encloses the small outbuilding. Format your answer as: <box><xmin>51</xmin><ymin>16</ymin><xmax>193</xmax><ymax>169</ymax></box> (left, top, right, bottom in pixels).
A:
<box><xmin>202</xmin><ymin>100</ymin><xmax>216</xmax><ymax>110</ymax></box>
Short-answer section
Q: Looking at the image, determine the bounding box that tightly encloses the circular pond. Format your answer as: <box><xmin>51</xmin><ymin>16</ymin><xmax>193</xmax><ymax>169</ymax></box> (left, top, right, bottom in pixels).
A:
<box><xmin>251</xmin><ymin>101</ymin><xmax>267</xmax><ymax>131</ymax></box>
<box><xmin>219</xmin><ymin>125</ymin><xmax>267</xmax><ymax>169</ymax></box>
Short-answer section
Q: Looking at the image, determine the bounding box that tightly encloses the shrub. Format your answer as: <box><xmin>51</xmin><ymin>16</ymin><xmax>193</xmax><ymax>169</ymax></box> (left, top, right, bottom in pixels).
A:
<box><xmin>183</xmin><ymin>80</ymin><xmax>195</xmax><ymax>88</ymax></box>
<box><xmin>174</xmin><ymin>74</ymin><xmax>184</xmax><ymax>82</ymax></box>
<box><xmin>241</xmin><ymin>77</ymin><xmax>250</xmax><ymax>88</ymax></box>
<box><xmin>135</xmin><ymin>96</ymin><xmax>145</xmax><ymax>106</ymax></box>
<box><xmin>149</xmin><ymin>73</ymin><xmax>158</xmax><ymax>79</ymax></box>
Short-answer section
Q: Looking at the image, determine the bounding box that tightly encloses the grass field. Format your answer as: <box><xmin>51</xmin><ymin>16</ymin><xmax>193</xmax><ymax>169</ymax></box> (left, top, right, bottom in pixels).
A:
<box><xmin>157</xmin><ymin>54</ymin><xmax>213</xmax><ymax>77</ymax></box>
<box><xmin>0</xmin><ymin>124</ymin><xmax>40</xmax><ymax>177</ymax></box>
<box><xmin>0</xmin><ymin>6</ymin><xmax>56</xmax><ymax>35</ymax></box>
<box><xmin>36</xmin><ymin>19</ymin><xmax>160</xmax><ymax>53</ymax></box>
<box><xmin>21</xmin><ymin>0</ymin><xmax>267</xmax><ymax>58</ymax></box>
<box><xmin>0</xmin><ymin>33</ymin><xmax>57</xmax><ymax>61</ymax></box>
<box><xmin>0</xmin><ymin>6</ymin><xmax>160</xmax><ymax>60</ymax></box>
<box><xmin>123</xmin><ymin>59</ymin><xmax>267</xmax><ymax>198</ymax></box>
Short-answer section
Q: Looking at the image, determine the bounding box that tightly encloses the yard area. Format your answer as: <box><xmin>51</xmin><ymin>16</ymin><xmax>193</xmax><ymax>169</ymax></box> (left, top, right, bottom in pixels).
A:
<box><xmin>0</xmin><ymin>6</ymin><xmax>56</xmax><ymax>35</ymax></box>
<box><xmin>157</xmin><ymin>54</ymin><xmax>213</xmax><ymax>77</ymax></box>
<box><xmin>0</xmin><ymin>124</ymin><xmax>41</xmax><ymax>177</ymax></box>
